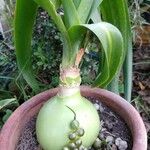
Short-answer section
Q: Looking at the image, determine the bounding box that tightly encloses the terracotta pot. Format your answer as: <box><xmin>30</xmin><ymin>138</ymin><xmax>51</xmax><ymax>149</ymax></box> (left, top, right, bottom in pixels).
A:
<box><xmin>0</xmin><ymin>86</ymin><xmax>147</xmax><ymax>150</ymax></box>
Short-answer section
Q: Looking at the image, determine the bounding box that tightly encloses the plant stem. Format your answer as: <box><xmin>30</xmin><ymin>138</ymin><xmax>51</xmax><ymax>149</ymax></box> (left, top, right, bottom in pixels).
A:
<box><xmin>107</xmin><ymin>75</ymin><xmax>119</xmax><ymax>94</ymax></box>
<box><xmin>123</xmin><ymin>49</ymin><xmax>133</xmax><ymax>102</ymax></box>
<box><xmin>58</xmin><ymin>66</ymin><xmax>82</xmax><ymax>98</ymax></box>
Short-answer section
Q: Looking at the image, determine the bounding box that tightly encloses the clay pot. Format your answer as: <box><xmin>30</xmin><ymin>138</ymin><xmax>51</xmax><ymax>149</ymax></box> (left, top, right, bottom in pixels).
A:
<box><xmin>0</xmin><ymin>86</ymin><xmax>147</xmax><ymax>150</ymax></box>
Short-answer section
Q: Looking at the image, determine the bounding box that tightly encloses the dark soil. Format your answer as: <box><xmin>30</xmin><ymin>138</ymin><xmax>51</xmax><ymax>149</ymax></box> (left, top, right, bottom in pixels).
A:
<box><xmin>132</xmin><ymin>45</ymin><xmax>150</xmax><ymax>149</ymax></box>
<box><xmin>16</xmin><ymin>98</ymin><xmax>132</xmax><ymax>150</ymax></box>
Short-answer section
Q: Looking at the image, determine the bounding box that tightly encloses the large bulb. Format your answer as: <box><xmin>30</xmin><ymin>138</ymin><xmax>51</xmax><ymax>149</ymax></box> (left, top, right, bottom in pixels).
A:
<box><xmin>36</xmin><ymin>67</ymin><xmax>100</xmax><ymax>150</ymax></box>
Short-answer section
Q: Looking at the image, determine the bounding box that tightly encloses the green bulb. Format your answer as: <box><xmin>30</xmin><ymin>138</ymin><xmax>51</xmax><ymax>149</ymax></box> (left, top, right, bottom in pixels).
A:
<box><xmin>75</xmin><ymin>139</ymin><xmax>82</xmax><ymax>146</ymax></box>
<box><xmin>79</xmin><ymin>145</ymin><xmax>85</xmax><ymax>150</ymax></box>
<box><xmin>70</xmin><ymin>120</ymin><xmax>79</xmax><ymax>130</ymax></box>
<box><xmin>63</xmin><ymin>147</ymin><xmax>69</xmax><ymax>150</ymax></box>
<box><xmin>93</xmin><ymin>138</ymin><xmax>101</xmax><ymax>148</ymax></box>
<box><xmin>36</xmin><ymin>93</ymin><xmax>100</xmax><ymax>150</ymax></box>
<box><xmin>69</xmin><ymin>133</ymin><xmax>77</xmax><ymax>140</ymax></box>
<box><xmin>69</xmin><ymin>143</ymin><xmax>76</xmax><ymax>149</ymax></box>
<box><xmin>77</xmin><ymin>128</ymin><xmax>85</xmax><ymax>137</ymax></box>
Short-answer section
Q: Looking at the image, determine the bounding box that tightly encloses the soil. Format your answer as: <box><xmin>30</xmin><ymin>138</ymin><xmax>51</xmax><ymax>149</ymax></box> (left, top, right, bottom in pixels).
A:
<box><xmin>132</xmin><ymin>45</ymin><xmax>150</xmax><ymax>149</ymax></box>
<box><xmin>16</xmin><ymin>97</ymin><xmax>132</xmax><ymax>150</ymax></box>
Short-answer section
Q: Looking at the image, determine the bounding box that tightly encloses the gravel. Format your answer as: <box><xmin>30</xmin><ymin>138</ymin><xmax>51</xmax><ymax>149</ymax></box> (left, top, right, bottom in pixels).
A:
<box><xmin>115</xmin><ymin>138</ymin><xmax>128</xmax><ymax>150</ymax></box>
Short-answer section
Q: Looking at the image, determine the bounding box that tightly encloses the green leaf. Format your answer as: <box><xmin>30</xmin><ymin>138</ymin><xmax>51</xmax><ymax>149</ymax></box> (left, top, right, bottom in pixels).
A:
<box><xmin>0</xmin><ymin>98</ymin><xmax>17</xmax><ymax>111</ymax></box>
<box><xmin>77</xmin><ymin>0</ymin><xmax>94</xmax><ymax>23</ymax></box>
<box><xmin>15</xmin><ymin>0</ymin><xmax>69</xmax><ymax>90</ymax></box>
<box><xmin>15</xmin><ymin>0</ymin><xmax>39</xmax><ymax>91</ymax></box>
<box><xmin>61</xmin><ymin>0</ymin><xmax>80</xmax><ymax>28</ymax></box>
<box><xmin>91</xmin><ymin>8</ymin><xmax>101</xmax><ymax>23</ymax></box>
<box><xmin>33</xmin><ymin>0</ymin><xmax>78</xmax><ymax>68</ymax></box>
<box><xmin>100</xmin><ymin>0</ymin><xmax>132</xmax><ymax>101</ymax></box>
<box><xmin>77</xmin><ymin>0</ymin><xmax>103</xmax><ymax>23</ymax></box>
<box><xmin>49</xmin><ymin>0</ymin><xmax>61</xmax><ymax>8</ymax></box>
<box><xmin>2</xmin><ymin>109</ymin><xmax>13</xmax><ymax>123</ymax></box>
<box><xmin>73</xmin><ymin>0</ymin><xmax>81</xmax><ymax>8</ymax></box>
<box><xmin>88</xmin><ymin>0</ymin><xmax>103</xmax><ymax>20</ymax></box>
<box><xmin>34</xmin><ymin>0</ymin><xmax>66</xmax><ymax>34</ymax></box>
<box><xmin>68</xmin><ymin>22</ymin><xmax>124</xmax><ymax>87</ymax></box>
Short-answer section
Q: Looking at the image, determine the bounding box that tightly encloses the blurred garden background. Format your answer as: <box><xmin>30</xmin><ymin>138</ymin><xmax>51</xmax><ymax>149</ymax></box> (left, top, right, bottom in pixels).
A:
<box><xmin>0</xmin><ymin>0</ymin><xmax>150</xmax><ymax>148</ymax></box>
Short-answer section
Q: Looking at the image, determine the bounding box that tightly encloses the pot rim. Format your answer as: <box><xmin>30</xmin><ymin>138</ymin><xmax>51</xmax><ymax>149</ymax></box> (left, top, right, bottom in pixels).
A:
<box><xmin>0</xmin><ymin>86</ymin><xmax>147</xmax><ymax>150</ymax></box>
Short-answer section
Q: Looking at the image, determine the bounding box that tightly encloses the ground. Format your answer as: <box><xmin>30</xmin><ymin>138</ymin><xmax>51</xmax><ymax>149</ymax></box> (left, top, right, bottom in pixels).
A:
<box><xmin>132</xmin><ymin>44</ymin><xmax>150</xmax><ymax>148</ymax></box>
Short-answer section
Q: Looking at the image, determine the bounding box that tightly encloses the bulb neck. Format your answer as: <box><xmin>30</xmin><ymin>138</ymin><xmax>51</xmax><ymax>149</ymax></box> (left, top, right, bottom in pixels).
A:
<box><xmin>58</xmin><ymin>66</ymin><xmax>81</xmax><ymax>98</ymax></box>
<box><xmin>58</xmin><ymin>86</ymin><xmax>81</xmax><ymax>98</ymax></box>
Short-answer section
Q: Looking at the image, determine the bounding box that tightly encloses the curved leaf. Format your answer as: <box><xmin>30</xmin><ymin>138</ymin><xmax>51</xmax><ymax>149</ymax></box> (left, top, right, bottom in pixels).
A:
<box><xmin>34</xmin><ymin>0</ymin><xmax>66</xmax><ymax>34</ymax></box>
<box><xmin>100</xmin><ymin>0</ymin><xmax>132</xmax><ymax>101</ymax></box>
<box><xmin>34</xmin><ymin>0</ymin><xmax>77</xmax><ymax>68</ymax></box>
<box><xmin>68</xmin><ymin>22</ymin><xmax>124</xmax><ymax>87</ymax></box>
<box><xmin>15</xmin><ymin>0</ymin><xmax>39</xmax><ymax>91</ymax></box>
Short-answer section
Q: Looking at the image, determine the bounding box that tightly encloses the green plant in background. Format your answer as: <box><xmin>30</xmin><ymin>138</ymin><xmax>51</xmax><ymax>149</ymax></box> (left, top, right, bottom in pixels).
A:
<box><xmin>0</xmin><ymin>7</ymin><xmax>62</xmax><ymax>126</ymax></box>
<box><xmin>32</xmin><ymin>9</ymin><xmax>62</xmax><ymax>88</ymax></box>
<box><xmin>129</xmin><ymin>0</ymin><xmax>150</xmax><ymax>44</ymax></box>
<box><xmin>0</xmin><ymin>0</ymin><xmax>15</xmax><ymax>33</ymax></box>
<box><xmin>0</xmin><ymin>98</ymin><xmax>18</xmax><ymax>128</ymax></box>
<box><xmin>15</xmin><ymin>0</ymin><xmax>131</xmax><ymax>149</ymax></box>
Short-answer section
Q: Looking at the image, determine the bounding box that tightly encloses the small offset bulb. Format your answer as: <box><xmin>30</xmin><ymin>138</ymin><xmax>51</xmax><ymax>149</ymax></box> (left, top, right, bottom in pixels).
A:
<box><xmin>69</xmin><ymin>132</ymin><xmax>77</xmax><ymax>140</ymax></box>
<box><xmin>93</xmin><ymin>138</ymin><xmax>101</xmax><ymax>149</ymax></box>
<box><xmin>77</xmin><ymin>128</ymin><xmax>85</xmax><ymax>137</ymax></box>
<box><xmin>63</xmin><ymin>147</ymin><xmax>69</xmax><ymax>150</ymax></box>
<box><xmin>69</xmin><ymin>143</ymin><xmax>76</xmax><ymax>149</ymax></box>
<box><xmin>75</xmin><ymin>139</ymin><xmax>82</xmax><ymax>146</ymax></box>
<box><xmin>79</xmin><ymin>145</ymin><xmax>85</xmax><ymax>150</ymax></box>
<box><xmin>70</xmin><ymin>120</ymin><xmax>79</xmax><ymax>130</ymax></box>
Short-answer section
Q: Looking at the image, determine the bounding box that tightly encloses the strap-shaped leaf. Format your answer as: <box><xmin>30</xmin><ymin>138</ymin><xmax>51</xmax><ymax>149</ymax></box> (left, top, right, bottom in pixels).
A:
<box><xmin>77</xmin><ymin>0</ymin><xmax>103</xmax><ymax>23</ymax></box>
<box><xmin>34</xmin><ymin>0</ymin><xmax>74</xmax><ymax>67</ymax></box>
<box><xmin>61</xmin><ymin>0</ymin><xmax>80</xmax><ymax>29</ymax></box>
<box><xmin>88</xmin><ymin>0</ymin><xmax>103</xmax><ymax>21</ymax></box>
<box><xmin>68</xmin><ymin>22</ymin><xmax>124</xmax><ymax>87</ymax></box>
<box><xmin>34</xmin><ymin>0</ymin><xmax>66</xmax><ymax>34</ymax></box>
<box><xmin>73</xmin><ymin>0</ymin><xmax>81</xmax><ymax>8</ymax></box>
<box><xmin>15</xmin><ymin>0</ymin><xmax>66</xmax><ymax>91</ymax></box>
<box><xmin>49</xmin><ymin>0</ymin><xmax>61</xmax><ymax>8</ymax></box>
<box><xmin>14</xmin><ymin>0</ymin><xmax>125</xmax><ymax>92</ymax></box>
<box><xmin>91</xmin><ymin>8</ymin><xmax>101</xmax><ymax>23</ymax></box>
<box><xmin>15</xmin><ymin>0</ymin><xmax>73</xmax><ymax>89</ymax></box>
<box><xmin>100</xmin><ymin>0</ymin><xmax>132</xmax><ymax>101</ymax></box>
<box><xmin>77</xmin><ymin>0</ymin><xmax>94</xmax><ymax>23</ymax></box>
<box><xmin>15</xmin><ymin>0</ymin><xmax>39</xmax><ymax>91</ymax></box>
<box><xmin>61</xmin><ymin>0</ymin><xmax>103</xmax><ymax>28</ymax></box>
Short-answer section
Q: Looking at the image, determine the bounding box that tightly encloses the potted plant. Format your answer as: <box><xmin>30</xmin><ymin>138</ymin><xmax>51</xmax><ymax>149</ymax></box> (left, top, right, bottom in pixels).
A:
<box><xmin>0</xmin><ymin>0</ymin><xmax>147</xmax><ymax>150</ymax></box>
